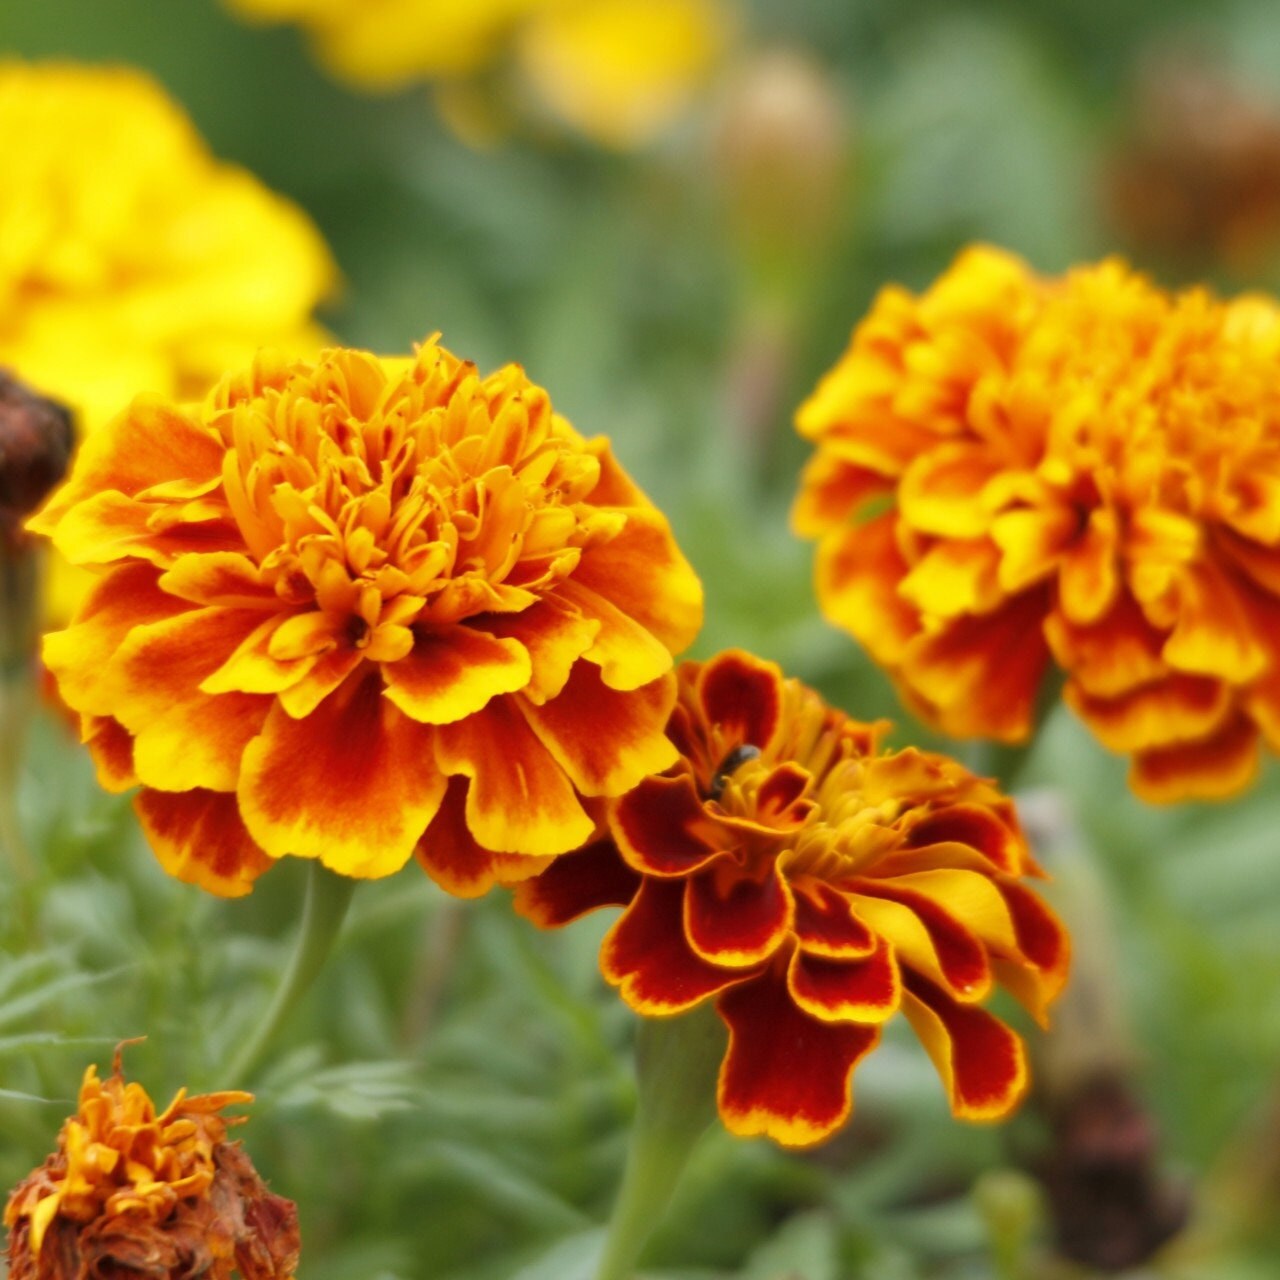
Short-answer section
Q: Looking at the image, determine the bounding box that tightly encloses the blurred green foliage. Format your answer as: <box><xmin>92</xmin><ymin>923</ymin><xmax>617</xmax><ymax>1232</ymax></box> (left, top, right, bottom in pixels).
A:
<box><xmin>7</xmin><ymin>0</ymin><xmax>1280</xmax><ymax>1276</ymax></box>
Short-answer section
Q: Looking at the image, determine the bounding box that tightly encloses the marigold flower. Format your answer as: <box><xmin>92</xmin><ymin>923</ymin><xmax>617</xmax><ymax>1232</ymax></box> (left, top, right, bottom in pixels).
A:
<box><xmin>0</xmin><ymin>61</ymin><xmax>336</xmax><ymax>624</ymax></box>
<box><xmin>4</xmin><ymin>1050</ymin><xmax>298</xmax><ymax>1280</ymax></box>
<box><xmin>31</xmin><ymin>339</ymin><xmax>702</xmax><ymax>896</ymax></box>
<box><xmin>793</xmin><ymin>245</ymin><xmax>1280</xmax><ymax>802</ymax></box>
<box><xmin>517</xmin><ymin>650</ymin><xmax>1068</xmax><ymax>1147</ymax></box>
<box><xmin>222</xmin><ymin>0</ymin><xmax>729</xmax><ymax>148</ymax></box>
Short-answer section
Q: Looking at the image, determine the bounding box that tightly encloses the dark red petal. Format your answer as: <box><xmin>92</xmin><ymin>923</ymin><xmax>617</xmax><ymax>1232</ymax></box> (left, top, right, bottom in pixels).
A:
<box><xmin>753</xmin><ymin>763</ymin><xmax>814</xmax><ymax>829</ymax></box>
<box><xmin>902</xmin><ymin>973</ymin><xmax>1027</xmax><ymax>1121</ymax></box>
<box><xmin>853</xmin><ymin>882</ymin><xmax>991</xmax><ymax>1001</ymax></box>
<box><xmin>793</xmin><ymin>882</ymin><xmax>877</xmax><ymax>958</ymax></box>
<box><xmin>698</xmin><ymin>650</ymin><xmax>783</xmax><ymax>750</ymax></box>
<box><xmin>602</xmin><ymin>879</ymin><xmax>753</xmax><ymax>1014</ymax></box>
<box><xmin>684</xmin><ymin>863</ymin><xmax>793</xmax><ymax>967</ymax></box>
<box><xmin>612</xmin><ymin>774</ymin><xmax>722</xmax><ymax>876</ymax></box>
<box><xmin>716</xmin><ymin>962</ymin><xmax>880</xmax><ymax>1147</ymax></box>
<box><xmin>787</xmin><ymin>938</ymin><xmax>901</xmax><ymax>1024</ymax></box>
<box><xmin>513</xmin><ymin>841</ymin><xmax>641</xmax><ymax>928</ymax></box>
<box><xmin>907</xmin><ymin>803</ymin><xmax>1023</xmax><ymax>873</ymax></box>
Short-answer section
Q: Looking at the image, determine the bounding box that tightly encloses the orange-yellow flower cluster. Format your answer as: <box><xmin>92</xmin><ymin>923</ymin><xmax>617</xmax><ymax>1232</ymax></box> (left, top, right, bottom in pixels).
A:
<box><xmin>32</xmin><ymin>338</ymin><xmax>703</xmax><ymax>896</ymax></box>
<box><xmin>0</xmin><ymin>60</ymin><xmax>335</xmax><ymax>623</ymax></box>
<box><xmin>794</xmin><ymin>245</ymin><xmax>1280</xmax><ymax>802</ymax></box>
<box><xmin>222</xmin><ymin>0</ymin><xmax>730</xmax><ymax>148</ymax></box>
<box><xmin>518</xmin><ymin>650</ymin><xmax>1068</xmax><ymax>1146</ymax></box>
<box><xmin>4</xmin><ymin>1052</ymin><xmax>298</xmax><ymax>1280</ymax></box>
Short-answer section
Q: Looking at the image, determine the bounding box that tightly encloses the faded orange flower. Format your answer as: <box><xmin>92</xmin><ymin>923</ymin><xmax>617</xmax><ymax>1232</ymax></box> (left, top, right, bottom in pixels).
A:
<box><xmin>4</xmin><ymin>1050</ymin><xmax>298</xmax><ymax>1280</ymax></box>
<box><xmin>31</xmin><ymin>339</ymin><xmax>702</xmax><ymax>896</ymax></box>
<box><xmin>794</xmin><ymin>245</ymin><xmax>1280</xmax><ymax>801</ymax></box>
<box><xmin>517</xmin><ymin>650</ymin><xmax>1068</xmax><ymax>1147</ymax></box>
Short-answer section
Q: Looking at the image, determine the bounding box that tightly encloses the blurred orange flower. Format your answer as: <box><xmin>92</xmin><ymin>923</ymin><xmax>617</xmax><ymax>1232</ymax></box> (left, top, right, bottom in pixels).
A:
<box><xmin>0</xmin><ymin>60</ymin><xmax>335</xmax><ymax>623</ymax></box>
<box><xmin>794</xmin><ymin>246</ymin><xmax>1280</xmax><ymax>802</ymax></box>
<box><xmin>31</xmin><ymin>339</ymin><xmax>702</xmax><ymax>896</ymax></box>
<box><xmin>518</xmin><ymin>650</ymin><xmax>1068</xmax><ymax>1147</ymax></box>
<box><xmin>4</xmin><ymin>1050</ymin><xmax>298</xmax><ymax>1280</ymax></box>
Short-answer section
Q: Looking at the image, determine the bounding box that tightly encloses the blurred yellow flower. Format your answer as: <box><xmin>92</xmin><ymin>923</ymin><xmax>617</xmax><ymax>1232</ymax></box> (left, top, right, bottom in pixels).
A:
<box><xmin>0</xmin><ymin>61</ymin><xmax>336</xmax><ymax>620</ymax></box>
<box><xmin>4</xmin><ymin>1050</ymin><xmax>298</xmax><ymax>1280</ymax></box>
<box><xmin>222</xmin><ymin>0</ymin><xmax>731</xmax><ymax>148</ymax></box>
<box><xmin>794</xmin><ymin>245</ymin><xmax>1280</xmax><ymax>803</ymax></box>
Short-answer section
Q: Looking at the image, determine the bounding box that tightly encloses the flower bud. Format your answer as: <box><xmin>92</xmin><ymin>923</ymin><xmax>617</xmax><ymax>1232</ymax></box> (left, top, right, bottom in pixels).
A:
<box><xmin>0</xmin><ymin>372</ymin><xmax>72</xmax><ymax>553</ymax></box>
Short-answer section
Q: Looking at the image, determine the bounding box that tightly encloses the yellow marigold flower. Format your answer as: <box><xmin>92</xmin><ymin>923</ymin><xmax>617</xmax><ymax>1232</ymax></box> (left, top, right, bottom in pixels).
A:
<box><xmin>0</xmin><ymin>61</ymin><xmax>336</xmax><ymax>625</ymax></box>
<box><xmin>793</xmin><ymin>245</ymin><xmax>1280</xmax><ymax>802</ymax></box>
<box><xmin>518</xmin><ymin>650</ymin><xmax>1069</xmax><ymax>1146</ymax></box>
<box><xmin>222</xmin><ymin>0</ymin><xmax>729</xmax><ymax>148</ymax></box>
<box><xmin>4</xmin><ymin>1050</ymin><xmax>298</xmax><ymax>1280</ymax></box>
<box><xmin>31</xmin><ymin>339</ymin><xmax>703</xmax><ymax>896</ymax></box>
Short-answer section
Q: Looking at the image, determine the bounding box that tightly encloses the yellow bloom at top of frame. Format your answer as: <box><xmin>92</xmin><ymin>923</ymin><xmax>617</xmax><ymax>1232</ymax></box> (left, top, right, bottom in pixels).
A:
<box><xmin>793</xmin><ymin>244</ymin><xmax>1280</xmax><ymax>804</ymax></box>
<box><xmin>222</xmin><ymin>0</ymin><xmax>731</xmax><ymax>147</ymax></box>
<box><xmin>0</xmin><ymin>61</ymin><xmax>336</xmax><ymax>438</ymax></box>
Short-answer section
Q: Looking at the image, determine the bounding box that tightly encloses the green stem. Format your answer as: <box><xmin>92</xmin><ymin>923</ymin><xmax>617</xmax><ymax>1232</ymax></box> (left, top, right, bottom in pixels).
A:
<box><xmin>226</xmin><ymin>862</ymin><xmax>357</xmax><ymax>1086</ymax></box>
<box><xmin>0</xmin><ymin>548</ymin><xmax>39</xmax><ymax>884</ymax></box>
<box><xmin>595</xmin><ymin>1007</ymin><xmax>725</xmax><ymax>1280</ymax></box>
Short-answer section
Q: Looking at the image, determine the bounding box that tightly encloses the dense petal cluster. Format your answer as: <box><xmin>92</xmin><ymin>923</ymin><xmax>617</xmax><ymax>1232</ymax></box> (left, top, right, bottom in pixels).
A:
<box><xmin>4</xmin><ymin>1053</ymin><xmax>298</xmax><ymax>1280</ymax></box>
<box><xmin>794</xmin><ymin>245</ymin><xmax>1280</xmax><ymax>801</ymax></box>
<box><xmin>222</xmin><ymin>0</ymin><xmax>729</xmax><ymax>148</ymax></box>
<box><xmin>32</xmin><ymin>339</ymin><xmax>702</xmax><ymax>896</ymax></box>
<box><xmin>0</xmin><ymin>61</ymin><xmax>335</xmax><ymax>623</ymax></box>
<box><xmin>517</xmin><ymin>650</ymin><xmax>1068</xmax><ymax>1147</ymax></box>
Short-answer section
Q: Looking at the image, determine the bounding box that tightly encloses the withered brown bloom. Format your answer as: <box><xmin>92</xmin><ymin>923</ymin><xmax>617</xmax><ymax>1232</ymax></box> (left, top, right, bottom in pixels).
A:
<box><xmin>4</xmin><ymin>1049</ymin><xmax>298</xmax><ymax>1280</ymax></box>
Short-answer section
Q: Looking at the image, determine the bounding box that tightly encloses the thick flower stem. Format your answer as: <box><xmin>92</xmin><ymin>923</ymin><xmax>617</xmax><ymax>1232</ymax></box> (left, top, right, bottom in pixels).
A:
<box><xmin>226</xmin><ymin>863</ymin><xmax>357</xmax><ymax>1086</ymax></box>
<box><xmin>595</xmin><ymin>1007</ymin><xmax>725</xmax><ymax>1280</ymax></box>
<box><xmin>0</xmin><ymin>549</ymin><xmax>39</xmax><ymax>883</ymax></box>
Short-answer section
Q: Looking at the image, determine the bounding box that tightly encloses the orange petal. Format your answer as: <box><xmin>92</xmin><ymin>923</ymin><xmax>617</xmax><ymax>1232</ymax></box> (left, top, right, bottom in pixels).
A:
<box><xmin>901</xmin><ymin>974</ymin><xmax>1027</xmax><ymax>1121</ymax></box>
<box><xmin>612</xmin><ymin>774</ymin><xmax>722</xmax><ymax>876</ymax></box>
<box><xmin>898</xmin><ymin>442</ymin><xmax>1002</xmax><ymax>538</ymax></box>
<box><xmin>518</xmin><ymin>663</ymin><xmax>676</xmax><ymax>797</ymax></box>
<box><xmin>42</xmin><ymin>563</ymin><xmax>186</xmax><ymax>716</ymax></box>
<box><xmin>157</xmin><ymin>553</ymin><xmax>277</xmax><ymax>608</ymax></box>
<box><xmin>556</xmin><ymin>578</ymin><xmax>674</xmax><ymax>691</ymax></box>
<box><xmin>384</xmin><ymin>626</ymin><xmax>531</xmax><ymax>725</ymax></box>
<box><xmin>433</xmin><ymin>695</ymin><xmax>593</xmax><ymax>856</ymax></box>
<box><xmin>571</xmin><ymin>503</ymin><xmax>703</xmax><ymax>659</ymax></box>
<box><xmin>1130</xmin><ymin>712</ymin><xmax>1259</xmax><ymax>803</ymax></box>
<box><xmin>717</xmin><ymin>961</ymin><xmax>880</xmax><ymax>1147</ymax></box>
<box><xmin>1044</xmin><ymin>595</ymin><xmax>1166</xmax><ymax>698</ymax></box>
<box><xmin>792</xmin><ymin>881</ymin><xmax>877</xmax><ymax>958</ymax></box>
<box><xmin>684</xmin><ymin>863</ymin><xmax>794</xmax><ymax>968</ymax></box>
<box><xmin>1163</xmin><ymin>562</ymin><xmax>1268</xmax><ymax>682</ymax></box>
<box><xmin>134</xmin><ymin>788</ymin><xmax>274</xmax><ymax>898</ymax></box>
<box><xmin>81</xmin><ymin>716</ymin><xmax>137</xmax><ymax>794</ymax></box>
<box><xmin>791</xmin><ymin>454</ymin><xmax>892</xmax><ymax>539</ymax></box>
<box><xmin>1058</xmin><ymin>508</ymin><xmax>1119</xmax><ymax>625</ymax></box>
<box><xmin>990</xmin><ymin>504</ymin><xmax>1078</xmax><ymax>594</ymax></box>
<box><xmin>697</xmin><ymin>650</ymin><xmax>783</xmax><ymax>751</ymax></box>
<box><xmin>1067</xmin><ymin>673</ymin><xmax>1231</xmax><ymax>753</ymax></box>
<box><xmin>239</xmin><ymin>673</ymin><xmax>445</xmax><ymax>877</ymax></box>
<box><xmin>601</xmin><ymin>878</ymin><xmax>753</xmax><ymax>1014</ymax></box>
<box><xmin>905</xmin><ymin>803</ymin><xmax>1023</xmax><ymax>875</ymax></box>
<box><xmin>899</xmin><ymin>538</ymin><xmax>1004</xmax><ymax>618</ymax></box>
<box><xmin>480</xmin><ymin>594</ymin><xmax>599</xmax><ymax>704</ymax></box>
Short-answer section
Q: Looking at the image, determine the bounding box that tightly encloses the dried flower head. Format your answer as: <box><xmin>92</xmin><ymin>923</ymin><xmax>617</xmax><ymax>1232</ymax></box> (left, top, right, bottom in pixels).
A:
<box><xmin>518</xmin><ymin>650</ymin><xmax>1068</xmax><ymax>1147</ymax></box>
<box><xmin>4</xmin><ymin>1049</ymin><xmax>298</xmax><ymax>1280</ymax></box>
<box><xmin>793</xmin><ymin>245</ymin><xmax>1280</xmax><ymax>801</ymax></box>
<box><xmin>31</xmin><ymin>338</ymin><xmax>702</xmax><ymax>896</ymax></box>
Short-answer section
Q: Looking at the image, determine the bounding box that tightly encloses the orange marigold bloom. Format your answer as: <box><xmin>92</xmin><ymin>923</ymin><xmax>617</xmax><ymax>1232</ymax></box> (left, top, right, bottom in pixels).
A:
<box><xmin>517</xmin><ymin>650</ymin><xmax>1068</xmax><ymax>1147</ymax></box>
<box><xmin>31</xmin><ymin>339</ymin><xmax>702</xmax><ymax>896</ymax></box>
<box><xmin>4</xmin><ymin>1050</ymin><xmax>298</xmax><ymax>1280</ymax></box>
<box><xmin>794</xmin><ymin>245</ymin><xmax>1280</xmax><ymax>802</ymax></box>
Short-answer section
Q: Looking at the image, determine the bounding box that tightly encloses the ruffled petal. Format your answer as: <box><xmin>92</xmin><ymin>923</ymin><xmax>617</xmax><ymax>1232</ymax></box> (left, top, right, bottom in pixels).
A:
<box><xmin>518</xmin><ymin>663</ymin><xmax>677</xmax><ymax>797</ymax></box>
<box><xmin>1130</xmin><ymin>712</ymin><xmax>1259</xmax><ymax>803</ymax></box>
<box><xmin>134</xmin><ymin>788</ymin><xmax>274</xmax><ymax>898</ymax></box>
<box><xmin>480</xmin><ymin>594</ymin><xmax>599</xmax><ymax>704</ymax></box>
<box><xmin>717</xmin><ymin>962</ymin><xmax>880</xmax><ymax>1147</ymax></box>
<box><xmin>786</xmin><ymin>937</ymin><xmax>901</xmax><ymax>1024</ymax></box>
<box><xmin>239</xmin><ymin>672</ymin><xmax>446</xmax><ymax>877</ymax></box>
<box><xmin>601</xmin><ymin>879</ymin><xmax>753</xmax><ymax>1014</ymax></box>
<box><xmin>556</xmin><ymin>578</ymin><xmax>674</xmax><ymax>691</ymax></box>
<box><xmin>905</xmin><ymin>803</ymin><xmax>1023</xmax><ymax>874</ymax></box>
<box><xmin>792</xmin><ymin>881</ymin><xmax>877</xmax><ymax>958</ymax></box>
<box><xmin>684</xmin><ymin>862</ymin><xmax>794</xmax><ymax>968</ymax></box>
<box><xmin>901</xmin><ymin>974</ymin><xmax>1027</xmax><ymax>1120</ymax></box>
<box><xmin>697</xmin><ymin>650</ymin><xmax>783</xmax><ymax>750</ymax></box>
<box><xmin>433</xmin><ymin>694</ymin><xmax>594</xmax><ymax>856</ymax></box>
<box><xmin>512</xmin><ymin>840</ymin><xmax>640</xmax><ymax>928</ymax></box>
<box><xmin>383</xmin><ymin>625</ymin><xmax>531</xmax><ymax>725</ymax></box>
<box><xmin>612</xmin><ymin>774</ymin><xmax>722</xmax><ymax>876</ymax></box>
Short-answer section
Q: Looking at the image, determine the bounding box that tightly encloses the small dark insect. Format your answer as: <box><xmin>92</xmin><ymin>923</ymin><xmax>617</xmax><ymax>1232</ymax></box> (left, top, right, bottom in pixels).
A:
<box><xmin>709</xmin><ymin>744</ymin><xmax>762</xmax><ymax>801</ymax></box>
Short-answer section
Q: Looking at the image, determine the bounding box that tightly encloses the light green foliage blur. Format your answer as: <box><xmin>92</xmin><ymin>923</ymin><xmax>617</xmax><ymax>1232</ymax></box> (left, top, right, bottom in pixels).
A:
<box><xmin>5</xmin><ymin>0</ymin><xmax>1280</xmax><ymax>1276</ymax></box>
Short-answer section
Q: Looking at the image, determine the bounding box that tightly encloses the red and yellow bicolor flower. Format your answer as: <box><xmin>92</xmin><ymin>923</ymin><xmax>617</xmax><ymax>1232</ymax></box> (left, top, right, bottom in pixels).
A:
<box><xmin>517</xmin><ymin>650</ymin><xmax>1069</xmax><ymax>1147</ymax></box>
<box><xmin>31</xmin><ymin>339</ymin><xmax>702</xmax><ymax>897</ymax></box>
<box><xmin>794</xmin><ymin>245</ymin><xmax>1280</xmax><ymax>802</ymax></box>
